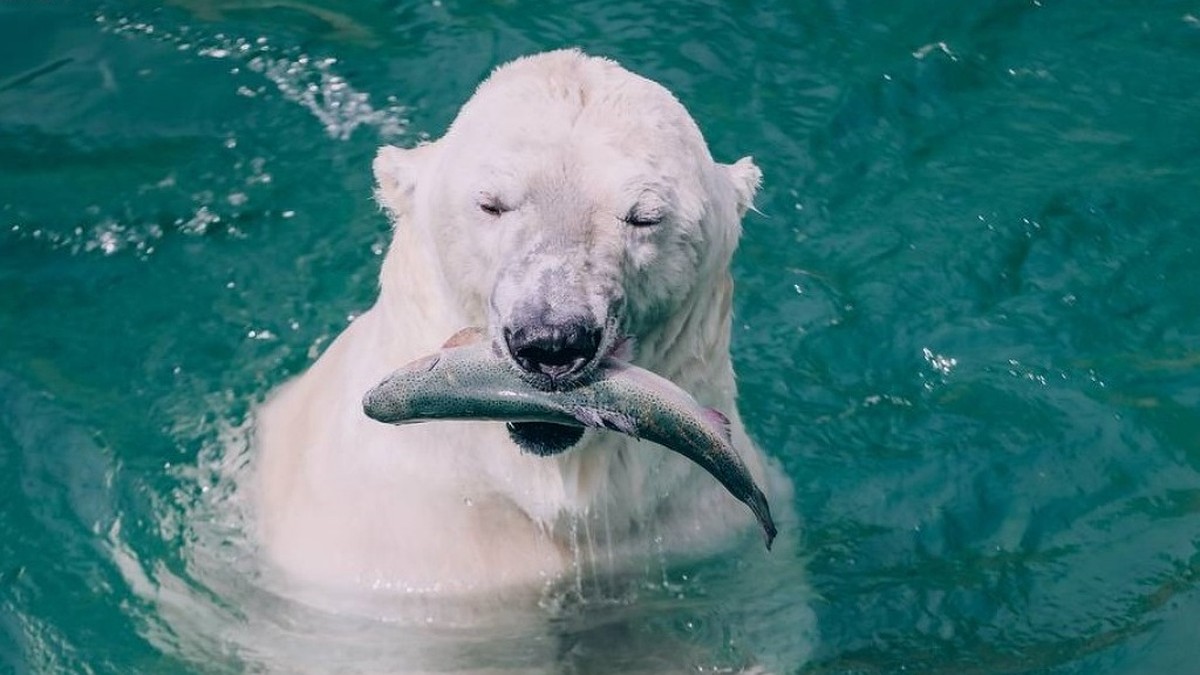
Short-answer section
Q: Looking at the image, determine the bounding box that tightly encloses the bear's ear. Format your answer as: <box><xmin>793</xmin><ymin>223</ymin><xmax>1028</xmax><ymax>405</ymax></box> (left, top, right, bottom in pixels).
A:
<box><xmin>373</xmin><ymin>142</ymin><xmax>439</xmax><ymax>220</ymax></box>
<box><xmin>722</xmin><ymin>156</ymin><xmax>763</xmax><ymax>218</ymax></box>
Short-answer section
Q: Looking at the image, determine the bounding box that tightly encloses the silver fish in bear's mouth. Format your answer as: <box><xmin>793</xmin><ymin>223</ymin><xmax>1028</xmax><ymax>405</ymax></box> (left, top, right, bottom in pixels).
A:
<box><xmin>361</xmin><ymin>328</ymin><xmax>777</xmax><ymax>549</ymax></box>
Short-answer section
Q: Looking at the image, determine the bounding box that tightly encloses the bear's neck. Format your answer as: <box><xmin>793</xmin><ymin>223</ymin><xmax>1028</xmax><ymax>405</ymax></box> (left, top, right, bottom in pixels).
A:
<box><xmin>630</xmin><ymin>271</ymin><xmax>738</xmax><ymax>410</ymax></box>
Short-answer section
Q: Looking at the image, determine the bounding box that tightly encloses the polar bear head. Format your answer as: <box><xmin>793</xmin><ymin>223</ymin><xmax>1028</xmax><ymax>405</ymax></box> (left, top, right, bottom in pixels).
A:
<box><xmin>372</xmin><ymin>49</ymin><xmax>760</xmax><ymax>449</ymax></box>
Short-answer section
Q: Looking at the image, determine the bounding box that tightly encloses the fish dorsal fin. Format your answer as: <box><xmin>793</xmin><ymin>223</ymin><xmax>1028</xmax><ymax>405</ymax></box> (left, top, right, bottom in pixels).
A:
<box><xmin>442</xmin><ymin>327</ymin><xmax>486</xmax><ymax>348</ymax></box>
<box><xmin>703</xmin><ymin>407</ymin><xmax>733</xmax><ymax>443</ymax></box>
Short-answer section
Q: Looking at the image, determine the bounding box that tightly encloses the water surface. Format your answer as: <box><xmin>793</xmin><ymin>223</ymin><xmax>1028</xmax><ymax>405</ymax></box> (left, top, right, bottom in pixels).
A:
<box><xmin>2</xmin><ymin>1</ymin><xmax>1200</xmax><ymax>672</ymax></box>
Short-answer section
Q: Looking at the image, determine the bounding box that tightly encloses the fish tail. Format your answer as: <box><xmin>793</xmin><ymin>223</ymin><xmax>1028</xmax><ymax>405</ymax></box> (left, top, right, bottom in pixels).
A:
<box><xmin>747</xmin><ymin>488</ymin><xmax>777</xmax><ymax>550</ymax></box>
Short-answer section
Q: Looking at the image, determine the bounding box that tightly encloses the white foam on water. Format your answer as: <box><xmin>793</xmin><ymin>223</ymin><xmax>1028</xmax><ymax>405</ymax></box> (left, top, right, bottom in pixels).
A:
<box><xmin>95</xmin><ymin>11</ymin><xmax>409</xmax><ymax>142</ymax></box>
<box><xmin>246</xmin><ymin>53</ymin><xmax>407</xmax><ymax>141</ymax></box>
<box><xmin>6</xmin><ymin>220</ymin><xmax>163</xmax><ymax>258</ymax></box>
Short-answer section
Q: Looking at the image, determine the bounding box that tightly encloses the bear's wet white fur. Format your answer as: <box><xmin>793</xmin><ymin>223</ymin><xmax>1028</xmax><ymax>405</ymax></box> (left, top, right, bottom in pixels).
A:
<box><xmin>255</xmin><ymin>49</ymin><xmax>789</xmax><ymax>599</ymax></box>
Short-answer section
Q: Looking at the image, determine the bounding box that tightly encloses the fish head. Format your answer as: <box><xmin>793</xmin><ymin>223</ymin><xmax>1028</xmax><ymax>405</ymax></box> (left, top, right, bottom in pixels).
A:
<box><xmin>361</xmin><ymin>353</ymin><xmax>442</xmax><ymax>424</ymax></box>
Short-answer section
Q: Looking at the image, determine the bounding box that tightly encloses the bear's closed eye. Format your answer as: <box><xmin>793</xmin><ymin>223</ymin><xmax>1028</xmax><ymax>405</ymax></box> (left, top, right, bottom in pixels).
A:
<box><xmin>479</xmin><ymin>195</ymin><xmax>510</xmax><ymax>216</ymax></box>
<box><xmin>621</xmin><ymin>207</ymin><xmax>663</xmax><ymax>227</ymax></box>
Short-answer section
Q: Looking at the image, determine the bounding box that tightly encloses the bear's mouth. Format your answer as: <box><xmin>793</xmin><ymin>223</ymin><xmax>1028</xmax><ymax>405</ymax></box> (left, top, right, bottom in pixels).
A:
<box><xmin>506</xmin><ymin>421</ymin><xmax>585</xmax><ymax>456</ymax></box>
<box><xmin>492</xmin><ymin>313</ymin><xmax>628</xmax><ymax>454</ymax></box>
<box><xmin>500</xmin><ymin>325</ymin><xmax>632</xmax><ymax>456</ymax></box>
<box><xmin>494</xmin><ymin>314</ymin><xmax>625</xmax><ymax>392</ymax></box>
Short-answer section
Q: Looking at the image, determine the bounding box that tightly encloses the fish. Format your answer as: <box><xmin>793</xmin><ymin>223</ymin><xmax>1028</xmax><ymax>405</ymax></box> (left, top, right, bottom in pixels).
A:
<box><xmin>362</xmin><ymin>328</ymin><xmax>777</xmax><ymax>549</ymax></box>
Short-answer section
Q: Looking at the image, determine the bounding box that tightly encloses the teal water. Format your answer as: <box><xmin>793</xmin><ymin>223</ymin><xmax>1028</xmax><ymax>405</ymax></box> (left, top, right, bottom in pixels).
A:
<box><xmin>2</xmin><ymin>1</ymin><xmax>1200</xmax><ymax>672</ymax></box>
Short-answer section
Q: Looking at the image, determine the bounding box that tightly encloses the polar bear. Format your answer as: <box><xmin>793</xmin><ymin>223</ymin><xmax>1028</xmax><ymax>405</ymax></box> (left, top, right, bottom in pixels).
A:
<box><xmin>255</xmin><ymin>49</ymin><xmax>787</xmax><ymax>601</ymax></box>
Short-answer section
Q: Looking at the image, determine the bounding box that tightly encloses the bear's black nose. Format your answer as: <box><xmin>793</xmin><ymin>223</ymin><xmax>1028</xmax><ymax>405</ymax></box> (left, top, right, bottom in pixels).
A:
<box><xmin>503</xmin><ymin>321</ymin><xmax>602</xmax><ymax>381</ymax></box>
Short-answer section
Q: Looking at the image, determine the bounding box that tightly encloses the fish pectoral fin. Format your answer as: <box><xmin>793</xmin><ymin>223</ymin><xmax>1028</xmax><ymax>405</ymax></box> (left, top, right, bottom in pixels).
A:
<box><xmin>567</xmin><ymin>405</ymin><xmax>605</xmax><ymax>429</ymax></box>
<box><xmin>567</xmin><ymin>406</ymin><xmax>640</xmax><ymax>440</ymax></box>
<box><xmin>599</xmin><ymin>410</ymin><xmax>639</xmax><ymax>439</ymax></box>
